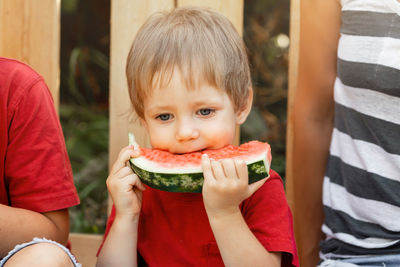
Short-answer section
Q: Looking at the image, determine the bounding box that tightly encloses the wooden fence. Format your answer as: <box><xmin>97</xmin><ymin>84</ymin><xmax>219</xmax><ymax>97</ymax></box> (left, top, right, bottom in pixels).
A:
<box><xmin>0</xmin><ymin>0</ymin><xmax>60</xmax><ymax>107</ymax></box>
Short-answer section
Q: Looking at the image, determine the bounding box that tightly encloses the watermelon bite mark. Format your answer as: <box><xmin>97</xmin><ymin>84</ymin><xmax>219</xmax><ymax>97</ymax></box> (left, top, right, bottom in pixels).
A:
<box><xmin>128</xmin><ymin>133</ymin><xmax>271</xmax><ymax>193</ymax></box>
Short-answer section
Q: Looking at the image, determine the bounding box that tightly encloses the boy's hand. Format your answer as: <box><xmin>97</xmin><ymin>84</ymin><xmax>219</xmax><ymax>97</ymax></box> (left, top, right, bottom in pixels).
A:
<box><xmin>201</xmin><ymin>154</ymin><xmax>267</xmax><ymax>218</ymax></box>
<box><xmin>107</xmin><ymin>145</ymin><xmax>145</xmax><ymax>220</ymax></box>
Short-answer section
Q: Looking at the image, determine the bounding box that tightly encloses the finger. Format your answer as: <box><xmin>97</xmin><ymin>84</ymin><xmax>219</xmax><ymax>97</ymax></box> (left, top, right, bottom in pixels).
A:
<box><xmin>117</xmin><ymin>145</ymin><xmax>134</xmax><ymax>158</ymax></box>
<box><xmin>121</xmin><ymin>144</ymin><xmax>141</xmax><ymax>157</ymax></box>
<box><xmin>211</xmin><ymin>160</ymin><xmax>225</xmax><ymax>180</ymax></box>
<box><xmin>111</xmin><ymin>147</ymin><xmax>137</xmax><ymax>175</ymax></box>
<box><xmin>133</xmin><ymin>187</ymin><xmax>143</xmax><ymax>203</ymax></box>
<box><xmin>220</xmin><ymin>159</ymin><xmax>237</xmax><ymax>179</ymax></box>
<box><xmin>202</xmin><ymin>154</ymin><xmax>215</xmax><ymax>182</ymax></box>
<box><xmin>235</xmin><ymin>159</ymin><xmax>248</xmax><ymax>182</ymax></box>
<box><xmin>114</xmin><ymin>166</ymin><xmax>134</xmax><ymax>179</ymax></box>
<box><xmin>123</xmin><ymin>173</ymin><xmax>146</xmax><ymax>191</ymax></box>
<box><xmin>248</xmin><ymin>177</ymin><xmax>267</xmax><ymax>195</ymax></box>
<box><xmin>131</xmin><ymin>146</ymin><xmax>141</xmax><ymax>158</ymax></box>
<box><xmin>115</xmin><ymin>168</ymin><xmax>144</xmax><ymax>191</ymax></box>
<box><xmin>111</xmin><ymin>146</ymin><xmax>133</xmax><ymax>174</ymax></box>
<box><xmin>134</xmin><ymin>175</ymin><xmax>146</xmax><ymax>191</ymax></box>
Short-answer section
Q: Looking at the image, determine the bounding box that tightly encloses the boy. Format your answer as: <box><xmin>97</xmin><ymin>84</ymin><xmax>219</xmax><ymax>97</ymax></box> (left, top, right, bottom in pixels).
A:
<box><xmin>97</xmin><ymin>7</ymin><xmax>298</xmax><ymax>267</ymax></box>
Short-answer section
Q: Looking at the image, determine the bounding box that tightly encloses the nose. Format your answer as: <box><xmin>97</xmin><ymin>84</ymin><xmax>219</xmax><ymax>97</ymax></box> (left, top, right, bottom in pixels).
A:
<box><xmin>175</xmin><ymin>119</ymin><xmax>199</xmax><ymax>141</ymax></box>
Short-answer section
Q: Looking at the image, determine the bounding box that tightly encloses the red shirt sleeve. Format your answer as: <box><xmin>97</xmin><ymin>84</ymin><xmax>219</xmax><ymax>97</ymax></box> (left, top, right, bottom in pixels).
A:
<box><xmin>241</xmin><ymin>170</ymin><xmax>299</xmax><ymax>267</ymax></box>
<box><xmin>5</xmin><ymin>74</ymin><xmax>79</xmax><ymax>212</ymax></box>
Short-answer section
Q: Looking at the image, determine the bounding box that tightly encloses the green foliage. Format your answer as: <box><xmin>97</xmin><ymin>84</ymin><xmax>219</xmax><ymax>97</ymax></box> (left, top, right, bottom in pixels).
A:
<box><xmin>60</xmin><ymin>104</ymin><xmax>109</xmax><ymax>233</ymax></box>
<box><xmin>67</xmin><ymin>46</ymin><xmax>109</xmax><ymax>106</ymax></box>
<box><xmin>60</xmin><ymin>0</ymin><xmax>110</xmax><ymax>233</ymax></box>
<box><xmin>62</xmin><ymin>0</ymin><xmax>79</xmax><ymax>14</ymax></box>
<box><xmin>241</xmin><ymin>0</ymin><xmax>290</xmax><ymax>180</ymax></box>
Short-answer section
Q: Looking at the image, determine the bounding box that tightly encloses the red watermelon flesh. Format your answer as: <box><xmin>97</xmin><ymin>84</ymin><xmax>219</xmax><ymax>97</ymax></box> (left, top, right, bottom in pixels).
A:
<box><xmin>137</xmin><ymin>141</ymin><xmax>271</xmax><ymax>169</ymax></box>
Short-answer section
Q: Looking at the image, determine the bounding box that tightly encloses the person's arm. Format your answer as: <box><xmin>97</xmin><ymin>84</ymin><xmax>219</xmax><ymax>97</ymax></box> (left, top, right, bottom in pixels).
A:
<box><xmin>206</xmin><ymin>208</ymin><xmax>281</xmax><ymax>267</ymax></box>
<box><xmin>1</xmin><ymin>72</ymin><xmax>79</xmax><ymax>257</ymax></box>
<box><xmin>0</xmin><ymin>207</ymin><xmax>69</xmax><ymax>257</ymax></box>
<box><xmin>96</xmin><ymin>146</ymin><xmax>144</xmax><ymax>267</ymax></box>
<box><xmin>202</xmin><ymin>156</ymin><xmax>280</xmax><ymax>267</ymax></box>
<box><xmin>291</xmin><ymin>0</ymin><xmax>341</xmax><ymax>266</ymax></box>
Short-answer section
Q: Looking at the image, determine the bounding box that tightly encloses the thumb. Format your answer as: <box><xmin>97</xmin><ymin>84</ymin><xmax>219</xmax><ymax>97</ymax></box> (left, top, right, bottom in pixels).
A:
<box><xmin>248</xmin><ymin>178</ymin><xmax>268</xmax><ymax>196</ymax></box>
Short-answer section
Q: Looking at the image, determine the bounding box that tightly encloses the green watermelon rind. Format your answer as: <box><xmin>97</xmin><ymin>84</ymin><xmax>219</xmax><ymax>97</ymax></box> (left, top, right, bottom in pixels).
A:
<box><xmin>129</xmin><ymin>159</ymin><xmax>269</xmax><ymax>193</ymax></box>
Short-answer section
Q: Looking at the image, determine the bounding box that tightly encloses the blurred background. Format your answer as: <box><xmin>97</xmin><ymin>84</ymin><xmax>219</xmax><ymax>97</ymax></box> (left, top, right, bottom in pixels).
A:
<box><xmin>60</xmin><ymin>0</ymin><xmax>290</xmax><ymax>234</ymax></box>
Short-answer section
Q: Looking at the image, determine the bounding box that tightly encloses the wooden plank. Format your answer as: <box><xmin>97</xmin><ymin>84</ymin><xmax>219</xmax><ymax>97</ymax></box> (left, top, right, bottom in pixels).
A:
<box><xmin>109</xmin><ymin>0</ymin><xmax>175</xmax><ymax>161</ymax></box>
<box><xmin>177</xmin><ymin>0</ymin><xmax>244</xmax><ymax>35</ymax></box>
<box><xmin>177</xmin><ymin>0</ymin><xmax>244</xmax><ymax>145</ymax></box>
<box><xmin>0</xmin><ymin>0</ymin><xmax>60</xmax><ymax>108</ymax></box>
<box><xmin>69</xmin><ymin>233</ymin><xmax>103</xmax><ymax>267</ymax></box>
<box><xmin>285</xmin><ymin>0</ymin><xmax>300</xmax><ymax>251</ymax></box>
<box><xmin>109</xmin><ymin>0</ymin><xmax>174</xmax><ymax>212</ymax></box>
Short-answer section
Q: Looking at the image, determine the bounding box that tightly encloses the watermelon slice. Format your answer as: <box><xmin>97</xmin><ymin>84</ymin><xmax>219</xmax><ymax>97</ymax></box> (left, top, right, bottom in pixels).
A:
<box><xmin>128</xmin><ymin>133</ymin><xmax>271</xmax><ymax>193</ymax></box>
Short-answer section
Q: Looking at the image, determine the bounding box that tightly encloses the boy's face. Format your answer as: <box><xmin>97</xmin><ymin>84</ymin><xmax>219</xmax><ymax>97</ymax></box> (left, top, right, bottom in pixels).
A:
<box><xmin>141</xmin><ymin>70</ymin><xmax>250</xmax><ymax>154</ymax></box>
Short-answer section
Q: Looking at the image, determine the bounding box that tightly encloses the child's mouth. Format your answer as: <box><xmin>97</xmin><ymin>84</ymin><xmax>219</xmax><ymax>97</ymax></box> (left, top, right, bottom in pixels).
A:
<box><xmin>171</xmin><ymin>147</ymin><xmax>207</xmax><ymax>155</ymax></box>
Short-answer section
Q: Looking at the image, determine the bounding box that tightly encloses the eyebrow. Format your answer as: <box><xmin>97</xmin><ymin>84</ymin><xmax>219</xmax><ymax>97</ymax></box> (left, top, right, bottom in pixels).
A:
<box><xmin>146</xmin><ymin>105</ymin><xmax>175</xmax><ymax>114</ymax></box>
<box><xmin>191</xmin><ymin>98</ymin><xmax>224</xmax><ymax>107</ymax></box>
<box><xmin>145</xmin><ymin>94</ymin><xmax>225</xmax><ymax>113</ymax></box>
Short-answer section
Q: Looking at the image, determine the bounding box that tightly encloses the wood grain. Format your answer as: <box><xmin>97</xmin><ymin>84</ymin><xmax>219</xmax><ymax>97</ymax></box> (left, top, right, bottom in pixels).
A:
<box><xmin>0</xmin><ymin>0</ymin><xmax>60</xmax><ymax>108</ymax></box>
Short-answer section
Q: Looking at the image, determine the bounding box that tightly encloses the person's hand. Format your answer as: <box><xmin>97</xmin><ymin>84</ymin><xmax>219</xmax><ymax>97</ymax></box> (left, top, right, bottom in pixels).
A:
<box><xmin>201</xmin><ymin>154</ymin><xmax>267</xmax><ymax>218</ymax></box>
<box><xmin>106</xmin><ymin>145</ymin><xmax>145</xmax><ymax>220</ymax></box>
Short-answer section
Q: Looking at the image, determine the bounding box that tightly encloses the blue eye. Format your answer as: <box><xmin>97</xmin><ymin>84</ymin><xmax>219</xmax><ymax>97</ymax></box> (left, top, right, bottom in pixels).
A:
<box><xmin>197</xmin><ymin>108</ymin><xmax>214</xmax><ymax>116</ymax></box>
<box><xmin>157</xmin><ymin>114</ymin><xmax>171</xmax><ymax>121</ymax></box>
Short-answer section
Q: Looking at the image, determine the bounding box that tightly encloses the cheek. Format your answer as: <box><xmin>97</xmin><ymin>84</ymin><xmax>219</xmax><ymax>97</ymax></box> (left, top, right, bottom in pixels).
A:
<box><xmin>147</xmin><ymin>124</ymin><xmax>181</xmax><ymax>150</ymax></box>
<box><xmin>202</xmin><ymin>122</ymin><xmax>236</xmax><ymax>145</ymax></box>
<box><xmin>147</xmin><ymin>126</ymin><xmax>167</xmax><ymax>148</ymax></box>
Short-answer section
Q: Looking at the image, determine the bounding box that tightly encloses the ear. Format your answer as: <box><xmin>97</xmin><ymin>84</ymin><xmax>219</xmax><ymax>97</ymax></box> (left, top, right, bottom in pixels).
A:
<box><xmin>235</xmin><ymin>87</ymin><xmax>253</xmax><ymax>125</ymax></box>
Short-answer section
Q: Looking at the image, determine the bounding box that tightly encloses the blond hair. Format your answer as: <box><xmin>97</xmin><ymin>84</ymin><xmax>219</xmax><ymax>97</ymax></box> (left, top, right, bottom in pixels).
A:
<box><xmin>126</xmin><ymin>6</ymin><xmax>251</xmax><ymax>119</ymax></box>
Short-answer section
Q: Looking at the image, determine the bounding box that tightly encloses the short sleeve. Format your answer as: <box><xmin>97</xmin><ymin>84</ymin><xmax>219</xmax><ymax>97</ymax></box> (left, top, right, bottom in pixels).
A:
<box><xmin>241</xmin><ymin>170</ymin><xmax>299</xmax><ymax>267</ymax></box>
<box><xmin>5</xmin><ymin>79</ymin><xmax>79</xmax><ymax>212</ymax></box>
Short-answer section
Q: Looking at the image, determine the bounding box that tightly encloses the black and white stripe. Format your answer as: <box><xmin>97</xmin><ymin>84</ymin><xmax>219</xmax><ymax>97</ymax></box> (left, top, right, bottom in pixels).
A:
<box><xmin>338</xmin><ymin>59</ymin><xmax>400</xmax><ymax>97</ymax></box>
<box><xmin>341</xmin><ymin>11</ymin><xmax>400</xmax><ymax>39</ymax></box>
<box><xmin>320</xmin><ymin>0</ymin><xmax>400</xmax><ymax>258</ymax></box>
<box><xmin>326</xmin><ymin>156</ymin><xmax>400</xmax><ymax>207</ymax></box>
<box><xmin>335</xmin><ymin>103</ymin><xmax>400</xmax><ymax>155</ymax></box>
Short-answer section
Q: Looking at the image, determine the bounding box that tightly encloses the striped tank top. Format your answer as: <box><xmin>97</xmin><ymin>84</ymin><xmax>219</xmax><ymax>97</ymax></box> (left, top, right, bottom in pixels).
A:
<box><xmin>320</xmin><ymin>0</ymin><xmax>400</xmax><ymax>259</ymax></box>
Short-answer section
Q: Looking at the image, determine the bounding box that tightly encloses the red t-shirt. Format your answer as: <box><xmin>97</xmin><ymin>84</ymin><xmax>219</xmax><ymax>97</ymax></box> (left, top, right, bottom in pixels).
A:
<box><xmin>0</xmin><ymin>57</ymin><xmax>79</xmax><ymax>212</ymax></box>
<box><xmin>100</xmin><ymin>170</ymin><xmax>299</xmax><ymax>267</ymax></box>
